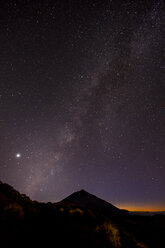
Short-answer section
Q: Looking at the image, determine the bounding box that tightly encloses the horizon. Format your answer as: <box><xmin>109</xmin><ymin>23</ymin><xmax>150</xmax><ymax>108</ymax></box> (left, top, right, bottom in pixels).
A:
<box><xmin>116</xmin><ymin>204</ymin><xmax>165</xmax><ymax>212</ymax></box>
<box><xmin>2</xmin><ymin>180</ymin><xmax>165</xmax><ymax>212</ymax></box>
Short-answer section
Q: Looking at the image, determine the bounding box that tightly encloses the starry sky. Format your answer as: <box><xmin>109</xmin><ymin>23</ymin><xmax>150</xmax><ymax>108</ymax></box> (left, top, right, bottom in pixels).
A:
<box><xmin>0</xmin><ymin>0</ymin><xmax>165</xmax><ymax>210</ymax></box>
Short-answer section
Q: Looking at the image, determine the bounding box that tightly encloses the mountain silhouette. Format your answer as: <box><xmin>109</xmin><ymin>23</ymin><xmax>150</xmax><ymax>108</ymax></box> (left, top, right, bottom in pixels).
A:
<box><xmin>59</xmin><ymin>189</ymin><xmax>126</xmax><ymax>216</ymax></box>
<box><xmin>0</xmin><ymin>181</ymin><xmax>165</xmax><ymax>248</ymax></box>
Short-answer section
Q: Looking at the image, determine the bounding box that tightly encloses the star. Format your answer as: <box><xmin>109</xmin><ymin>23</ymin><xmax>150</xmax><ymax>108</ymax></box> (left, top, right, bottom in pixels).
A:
<box><xmin>16</xmin><ymin>153</ymin><xmax>21</xmax><ymax>158</ymax></box>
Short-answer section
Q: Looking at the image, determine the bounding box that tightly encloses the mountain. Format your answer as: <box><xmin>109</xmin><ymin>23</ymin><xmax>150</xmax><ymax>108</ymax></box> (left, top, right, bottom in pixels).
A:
<box><xmin>0</xmin><ymin>181</ymin><xmax>165</xmax><ymax>248</ymax></box>
<box><xmin>59</xmin><ymin>189</ymin><xmax>127</xmax><ymax>216</ymax></box>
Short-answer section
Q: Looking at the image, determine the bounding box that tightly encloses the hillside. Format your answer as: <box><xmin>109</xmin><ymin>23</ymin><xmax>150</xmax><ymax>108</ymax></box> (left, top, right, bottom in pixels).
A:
<box><xmin>0</xmin><ymin>181</ymin><xmax>165</xmax><ymax>248</ymax></box>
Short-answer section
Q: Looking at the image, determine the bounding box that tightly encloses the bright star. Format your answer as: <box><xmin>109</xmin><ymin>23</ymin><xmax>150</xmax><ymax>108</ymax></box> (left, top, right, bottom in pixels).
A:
<box><xmin>16</xmin><ymin>153</ymin><xmax>21</xmax><ymax>158</ymax></box>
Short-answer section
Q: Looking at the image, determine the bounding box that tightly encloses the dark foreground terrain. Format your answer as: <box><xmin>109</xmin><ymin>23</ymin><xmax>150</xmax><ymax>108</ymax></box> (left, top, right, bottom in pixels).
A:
<box><xmin>0</xmin><ymin>181</ymin><xmax>164</xmax><ymax>248</ymax></box>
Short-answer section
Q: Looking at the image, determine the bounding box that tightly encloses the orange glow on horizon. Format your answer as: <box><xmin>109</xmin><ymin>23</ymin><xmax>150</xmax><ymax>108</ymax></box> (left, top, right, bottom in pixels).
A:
<box><xmin>115</xmin><ymin>203</ymin><xmax>165</xmax><ymax>212</ymax></box>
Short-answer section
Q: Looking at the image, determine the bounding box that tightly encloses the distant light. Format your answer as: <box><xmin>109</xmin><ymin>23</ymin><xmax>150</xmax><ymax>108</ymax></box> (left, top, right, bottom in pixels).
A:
<box><xmin>16</xmin><ymin>153</ymin><xmax>21</xmax><ymax>158</ymax></box>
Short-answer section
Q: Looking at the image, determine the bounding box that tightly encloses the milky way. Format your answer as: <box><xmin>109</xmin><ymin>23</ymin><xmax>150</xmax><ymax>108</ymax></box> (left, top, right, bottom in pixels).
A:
<box><xmin>0</xmin><ymin>0</ymin><xmax>164</xmax><ymax>210</ymax></box>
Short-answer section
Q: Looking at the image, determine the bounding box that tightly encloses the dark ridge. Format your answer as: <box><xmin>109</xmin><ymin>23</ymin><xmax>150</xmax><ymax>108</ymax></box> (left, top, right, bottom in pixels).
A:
<box><xmin>0</xmin><ymin>181</ymin><xmax>31</xmax><ymax>205</ymax></box>
<box><xmin>0</xmin><ymin>181</ymin><xmax>165</xmax><ymax>248</ymax></box>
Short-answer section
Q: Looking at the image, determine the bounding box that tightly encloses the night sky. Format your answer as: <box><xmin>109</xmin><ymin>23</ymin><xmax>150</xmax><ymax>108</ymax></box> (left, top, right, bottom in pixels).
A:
<box><xmin>0</xmin><ymin>0</ymin><xmax>165</xmax><ymax>211</ymax></box>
